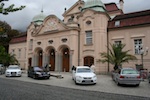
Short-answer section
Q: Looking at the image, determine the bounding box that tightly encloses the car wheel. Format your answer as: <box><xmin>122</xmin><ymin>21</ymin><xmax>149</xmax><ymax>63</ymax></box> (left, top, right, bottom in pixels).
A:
<box><xmin>27</xmin><ymin>74</ymin><xmax>30</xmax><ymax>77</ymax></box>
<box><xmin>112</xmin><ymin>76</ymin><xmax>115</xmax><ymax>81</ymax></box>
<box><xmin>116</xmin><ymin>80</ymin><xmax>120</xmax><ymax>86</ymax></box>
<box><xmin>33</xmin><ymin>75</ymin><xmax>36</xmax><ymax>79</ymax></box>
<box><xmin>74</xmin><ymin>79</ymin><xmax>78</xmax><ymax>85</ymax></box>
<box><xmin>136</xmin><ymin>84</ymin><xmax>140</xmax><ymax>86</ymax></box>
<box><xmin>46</xmin><ymin>77</ymin><xmax>50</xmax><ymax>79</ymax></box>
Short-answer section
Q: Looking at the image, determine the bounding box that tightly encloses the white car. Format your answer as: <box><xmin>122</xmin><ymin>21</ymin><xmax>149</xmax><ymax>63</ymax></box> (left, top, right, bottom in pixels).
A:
<box><xmin>5</xmin><ymin>65</ymin><xmax>22</xmax><ymax>77</ymax></box>
<box><xmin>72</xmin><ymin>66</ymin><xmax>97</xmax><ymax>85</ymax></box>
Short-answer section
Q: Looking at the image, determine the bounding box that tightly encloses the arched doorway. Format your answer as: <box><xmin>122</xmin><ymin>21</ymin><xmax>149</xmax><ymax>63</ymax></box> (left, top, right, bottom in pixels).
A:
<box><xmin>38</xmin><ymin>50</ymin><xmax>43</xmax><ymax>67</ymax></box>
<box><xmin>84</xmin><ymin>56</ymin><xmax>94</xmax><ymax>67</ymax></box>
<box><xmin>49</xmin><ymin>49</ymin><xmax>55</xmax><ymax>71</ymax></box>
<box><xmin>62</xmin><ymin>48</ymin><xmax>70</xmax><ymax>72</ymax></box>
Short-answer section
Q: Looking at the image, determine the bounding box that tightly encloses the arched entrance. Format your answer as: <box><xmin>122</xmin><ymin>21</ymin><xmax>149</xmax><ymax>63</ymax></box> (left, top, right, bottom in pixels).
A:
<box><xmin>84</xmin><ymin>56</ymin><xmax>94</xmax><ymax>67</ymax></box>
<box><xmin>38</xmin><ymin>50</ymin><xmax>43</xmax><ymax>67</ymax></box>
<box><xmin>49</xmin><ymin>49</ymin><xmax>55</xmax><ymax>71</ymax></box>
<box><xmin>62</xmin><ymin>48</ymin><xmax>70</xmax><ymax>72</ymax></box>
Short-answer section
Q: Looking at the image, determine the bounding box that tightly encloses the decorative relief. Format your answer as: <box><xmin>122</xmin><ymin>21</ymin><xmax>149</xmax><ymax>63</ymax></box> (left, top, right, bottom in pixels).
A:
<box><xmin>30</xmin><ymin>25</ymin><xmax>41</xmax><ymax>36</ymax></box>
<box><xmin>45</xmin><ymin>17</ymin><xmax>59</xmax><ymax>32</ymax></box>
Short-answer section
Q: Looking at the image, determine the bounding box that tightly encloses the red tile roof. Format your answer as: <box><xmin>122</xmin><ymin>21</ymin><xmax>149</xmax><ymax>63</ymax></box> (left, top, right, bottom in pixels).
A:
<box><xmin>105</xmin><ymin>3</ymin><xmax>119</xmax><ymax>12</ymax></box>
<box><xmin>10</xmin><ymin>34</ymin><xmax>27</xmax><ymax>44</ymax></box>
<box><xmin>108</xmin><ymin>10</ymin><xmax>150</xmax><ymax>29</ymax></box>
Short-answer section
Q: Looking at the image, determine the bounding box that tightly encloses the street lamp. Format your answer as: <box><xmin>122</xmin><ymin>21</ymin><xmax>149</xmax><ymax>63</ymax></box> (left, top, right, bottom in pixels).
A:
<box><xmin>136</xmin><ymin>44</ymin><xmax>149</xmax><ymax>67</ymax></box>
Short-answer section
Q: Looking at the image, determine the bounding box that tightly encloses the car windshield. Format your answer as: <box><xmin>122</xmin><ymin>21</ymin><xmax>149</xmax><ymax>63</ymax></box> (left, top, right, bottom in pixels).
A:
<box><xmin>77</xmin><ymin>68</ymin><xmax>91</xmax><ymax>73</ymax></box>
<box><xmin>122</xmin><ymin>69</ymin><xmax>138</xmax><ymax>74</ymax></box>
<box><xmin>8</xmin><ymin>67</ymin><xmax>20</xmax><ymax>69</ymax></box>
<box><xmin>34</xmin><ymin>67</ymin><xmax>43</xmax><ymax>71</ymax></box>
<box><xmin>0</xmin><ymin>64</ymin><xmax>3</xmax><ymax>67</ymax></box>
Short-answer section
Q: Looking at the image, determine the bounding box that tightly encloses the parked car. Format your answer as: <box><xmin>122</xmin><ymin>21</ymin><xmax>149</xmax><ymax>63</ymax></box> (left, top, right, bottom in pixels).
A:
<box><xmin>148</xmin><ymin>72</ymin><xmax>150</xmax><ymax>83</ymax></box>
<box><xmin>5</xmin><ymin>65</ymin><xmax>22</xmax><ymax>77</ymax></box>
<box><xmin>112</xmin><ymin>68</ymin><xmax>141</xmax><ymax>86</ymax></box>
<box><xmin>72</xmin><ymin>66</ymin><xmax>97</xmax><ymax>85</ymax></box>
<box><xmin>0</xmin><ymin>64</ymin><xmax>5</xmax><ymax>74</ymax></box>
<box><xmin>28</xmin><ymin>66</ymin><xmax>50</xmax><ymax>79</ymax></box>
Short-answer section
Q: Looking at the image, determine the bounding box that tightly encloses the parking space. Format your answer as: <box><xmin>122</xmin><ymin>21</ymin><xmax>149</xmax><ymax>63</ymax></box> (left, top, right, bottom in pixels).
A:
<box><xmin>0</xmin><ymin>72</ymin><xmax>150</xmax><ymax>98</ymax></box>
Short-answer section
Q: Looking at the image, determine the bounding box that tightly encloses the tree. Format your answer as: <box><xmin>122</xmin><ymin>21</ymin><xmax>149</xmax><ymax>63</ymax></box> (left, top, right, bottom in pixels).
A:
<box><xmin>0</xmin><ymin>45</ymin><xmax>18</xmax><ymax>66</ymax></box>
<box><xmin>99</xmin><ymin>43</ymin><xmax>137</xmax><ymax>71</ymax></box>
<box><xmin>0</xmin><ymin>21</ymin><xmax>20</xmax><ymax>52</ymax></box>
<box><xmin>0</xmin><ymin>0</ymin><xmax>25</xmax><ymax>15</ymax></box>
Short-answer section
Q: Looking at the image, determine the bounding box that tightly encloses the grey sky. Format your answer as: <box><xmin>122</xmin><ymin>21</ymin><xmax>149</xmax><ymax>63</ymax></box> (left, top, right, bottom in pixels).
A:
<box><xmin>0</xmin><ymin>0</ymin><xmax>150</xmax><ymax>32</ymax></box>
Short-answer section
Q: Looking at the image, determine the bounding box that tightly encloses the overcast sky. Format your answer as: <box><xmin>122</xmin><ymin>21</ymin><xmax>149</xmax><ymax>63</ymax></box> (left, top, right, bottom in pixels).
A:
<box><xmin>0</xmin><ymin>0</ymin><xmax>150</xmax><ymax>32</ymax></box>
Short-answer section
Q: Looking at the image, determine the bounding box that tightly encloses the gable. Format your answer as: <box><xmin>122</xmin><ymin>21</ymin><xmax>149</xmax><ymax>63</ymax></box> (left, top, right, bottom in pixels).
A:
<box><xmin>32</xmin><ymin>15</ymin><xmax>69</xmax><ymax>36</ymax></box>
<box><xmin>63</xmin><ymin>1</ymin><xmax>84</xmax><ymax>17</ymax></box>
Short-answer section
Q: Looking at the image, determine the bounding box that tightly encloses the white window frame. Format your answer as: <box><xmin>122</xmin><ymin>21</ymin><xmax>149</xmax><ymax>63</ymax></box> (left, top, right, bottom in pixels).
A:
<box><xmin>134</xmin><ymin>39</ymin><xmax>142</xmax><ymax>55</ymax></box>
<box><xmin>12</xmin><ymin>49</ymin><xmax>15</xmax><ymax>55</ymax></box>
<box><xmin>85</xmin><ymin>31</ymin><xmax>92</xmax><ymax>45</ymax></box>
<box><xmin>114</xmin><ymin>40</ymin><xmax>122</xmax><ymax>46</ymax></box>
<box><xmin>115</xmin><ymin>21</ymin><xmax>120</xmax><ymax>27</ymax></box>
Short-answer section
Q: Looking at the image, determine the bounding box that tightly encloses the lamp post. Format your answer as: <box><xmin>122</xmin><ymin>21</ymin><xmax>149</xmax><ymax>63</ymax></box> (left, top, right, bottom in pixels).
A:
<box><xmin>137</xmin><ymin>44</ymin><xmax>149</xmax><ymax>67</ymax></box>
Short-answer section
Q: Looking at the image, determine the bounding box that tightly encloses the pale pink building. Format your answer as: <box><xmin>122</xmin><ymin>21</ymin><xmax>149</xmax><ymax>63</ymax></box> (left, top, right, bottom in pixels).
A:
<box><xmin>9</xmin><ymin>0</ymin><xmax>150</xmax><ymax>73</ymax></box>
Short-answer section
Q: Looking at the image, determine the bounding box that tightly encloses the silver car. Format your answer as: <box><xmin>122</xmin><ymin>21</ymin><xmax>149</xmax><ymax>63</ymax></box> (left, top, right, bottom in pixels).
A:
<box><xmin>112</xmin><ymin>68</ymin><xmax>141</xmax><ymax>86</ymax></box>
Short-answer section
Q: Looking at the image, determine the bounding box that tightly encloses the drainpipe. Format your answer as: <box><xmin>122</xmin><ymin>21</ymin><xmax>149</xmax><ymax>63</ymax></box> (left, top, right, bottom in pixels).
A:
<box><xmin>107</xmin><ymin>28</ymin><xmax>110</xmax><ymax>72</ymax></box>
<box><xmin>78</xmin><ymin>24</ymin><xmax>80</xmax><ymax>66</ymax></box>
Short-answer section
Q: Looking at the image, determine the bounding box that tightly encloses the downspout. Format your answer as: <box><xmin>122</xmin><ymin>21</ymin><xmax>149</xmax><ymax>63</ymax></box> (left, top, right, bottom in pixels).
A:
<box><xmin>107</xmin><ymin>28</ymin><xmax>110</xmax><ymax>72</ymax></box>
<box><xmin>78</xmin><ymin>24</ymin><xmax>80</xmax><ymax>66</ymax></box>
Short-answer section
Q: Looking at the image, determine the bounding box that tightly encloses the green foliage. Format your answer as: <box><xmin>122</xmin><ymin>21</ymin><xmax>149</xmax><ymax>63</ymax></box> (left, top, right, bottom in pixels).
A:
<box><xmin>0</xmin><ymin>45</ymin><xmax>19</xmax><ymax>66</ymax></box>
<box><xmin>0</xmin><ymin>21</ymin><xmax>20</xmax><ymax>51</ymax></box>
<box><xmin>99</xmin><ymin>43</ymin><xmax>137</xmax><ymax>70</ymax></box>
<box><xmin>0</xmin><ymin>0</ymin><xmax>25</xmax><ymax>15</ymax></box>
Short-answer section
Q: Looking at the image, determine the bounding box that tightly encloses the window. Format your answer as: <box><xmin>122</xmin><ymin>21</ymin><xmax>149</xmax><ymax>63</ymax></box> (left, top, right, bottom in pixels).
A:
<box><xmin>78</xmin><ymin>6</ymin><xmax>82</xmax><ymax>11</ymax></box>
<box><xmin>86</xmin><ymin>20</ymin><xmax>91</xmax><ymax>25</ymax></box>
<box><xmin>18</xmin><ymin>49</ymin><xmax>21</xmax><ymax>58</ymax></box>
<box><xmin>29</xmin><ymin>39</ymin><xmax>33</xmax><ymax>50</ymax></box>
<box><xmin>86</xmin><ymin>31</ymin><xmax>92</xmax><ymax>45</ymax></box>
<box><xmin>134</xmin><ymin>39</ymin><xmax>142</xmax><ymax>55</ymax></box>
<box><xmin>24</xmin><ymin>48</ymin><xmax>26</xmax><ymax>59</ymax></box>
<box><xmin>12</xmin><ymin>49</ymin><xmax>15</xmax><ymax>55</ymax></box>
<box><xmin>115</xmin><ymin>21</ymin><xmax>120</xmax><ymax>27</ymax></box>
<box><xmin>114</xmin><ymin>41</ymin><xmax>121</xmax><ymax>46</ymax></box>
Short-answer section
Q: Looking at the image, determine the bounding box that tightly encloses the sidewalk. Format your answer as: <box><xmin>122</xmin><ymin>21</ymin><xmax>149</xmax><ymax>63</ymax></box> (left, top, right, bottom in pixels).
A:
<box><xmin>0</xmin><ymin>72</ymin><xmax>150</xmax><ymax>98</ymax></box>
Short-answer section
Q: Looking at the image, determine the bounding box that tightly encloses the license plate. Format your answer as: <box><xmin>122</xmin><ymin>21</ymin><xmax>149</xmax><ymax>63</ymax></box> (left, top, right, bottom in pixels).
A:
<box><xmin>12</xmin><ymin>72</ymin><xmax>16</xmax><ymax>76</ymax></box>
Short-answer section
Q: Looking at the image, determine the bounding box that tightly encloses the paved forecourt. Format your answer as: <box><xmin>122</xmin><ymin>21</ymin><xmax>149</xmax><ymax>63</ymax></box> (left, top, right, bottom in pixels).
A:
<box><xmin>0</xmin><ymin>72</ymin><xmax>150</xmax><ymax>98</ymax></box>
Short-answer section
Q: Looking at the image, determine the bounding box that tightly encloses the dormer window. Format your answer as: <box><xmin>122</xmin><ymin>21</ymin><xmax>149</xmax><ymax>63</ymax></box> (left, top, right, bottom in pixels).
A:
<box><xmin>115</xmin><ymin>21</ymin><xmax>120</xmax><ymax>27</ymax></box>
<box><xmin>78</xmin><ymin>6</ymin><xmax>82</xmax><ymax>11</ymax></box>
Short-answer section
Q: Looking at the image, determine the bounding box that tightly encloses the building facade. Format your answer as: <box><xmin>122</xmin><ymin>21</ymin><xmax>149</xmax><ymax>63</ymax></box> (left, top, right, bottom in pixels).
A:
<box><xmin>9</xmin><ymin>0</ymin><xmax>150</xmax><ymax>73</ymax></box>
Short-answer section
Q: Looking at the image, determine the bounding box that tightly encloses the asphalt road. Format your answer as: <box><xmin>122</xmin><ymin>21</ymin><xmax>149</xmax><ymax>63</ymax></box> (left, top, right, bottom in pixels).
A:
<box><xmin>0</xmin><ymin>78</ymin><xmax>149</xmax><ymax>100</ymax></box>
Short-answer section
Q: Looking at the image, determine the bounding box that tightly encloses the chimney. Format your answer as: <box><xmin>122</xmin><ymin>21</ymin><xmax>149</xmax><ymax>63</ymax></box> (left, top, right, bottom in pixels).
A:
<box><xmin>119</xmin><ymin>0</ymin><xmax>124</xmax><ymax>11</ymax></box>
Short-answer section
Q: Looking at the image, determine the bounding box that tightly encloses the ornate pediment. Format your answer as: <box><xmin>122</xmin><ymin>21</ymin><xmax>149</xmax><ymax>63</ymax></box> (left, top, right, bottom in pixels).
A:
<box><xmin>44</xmin><ymin>17</ymin><xmax>59</xmax><ymax>32</ymax></box>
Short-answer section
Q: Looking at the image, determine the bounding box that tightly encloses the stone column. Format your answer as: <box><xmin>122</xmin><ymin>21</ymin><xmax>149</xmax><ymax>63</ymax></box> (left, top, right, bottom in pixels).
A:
<box><xmin>42</xmin><ymin>52</ymin><xmax>46</xmax><ymax>67</ymax></box>
<box><xmin>55</xmin><ymin>51</ymin><xmax>58</xmax><ymax>71</ymax></box>
<box><xmin>70</xmin><ymin>50</ymin><xmax>74</xmax><ymax>71</ymax></box>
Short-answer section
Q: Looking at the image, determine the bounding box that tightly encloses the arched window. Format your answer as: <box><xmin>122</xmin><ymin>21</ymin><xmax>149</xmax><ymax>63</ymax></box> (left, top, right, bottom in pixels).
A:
<box><xmin>84</xmin><ymin>56</ymin><xmax>94</xmax><ymax>67</ymax></box>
